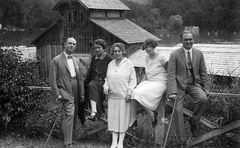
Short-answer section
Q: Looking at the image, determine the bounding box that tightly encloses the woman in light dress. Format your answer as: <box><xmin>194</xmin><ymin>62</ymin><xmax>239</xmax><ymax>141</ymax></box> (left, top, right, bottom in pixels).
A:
<box><xmin>130</xmin><ymin>38</ymin><xmax>168</xmax><ymax>128</ymax></box>
<box><xmin>103</xmin><ymin>43</ymin><xmax>137</xmax><ymax>148</ymax></box>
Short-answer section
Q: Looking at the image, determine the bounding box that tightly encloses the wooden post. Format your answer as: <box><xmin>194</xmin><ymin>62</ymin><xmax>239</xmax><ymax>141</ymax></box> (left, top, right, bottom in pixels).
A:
<box><xmin>154</xmin><ymin>96</ymin><xmax>165</xmax><ymax>147</ymax></box>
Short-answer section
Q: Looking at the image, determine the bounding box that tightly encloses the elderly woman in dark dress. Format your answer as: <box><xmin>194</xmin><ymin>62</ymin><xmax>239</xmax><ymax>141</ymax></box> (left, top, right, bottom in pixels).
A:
<box><xmin>85</xmin><ymin>39</ymin><xmax>113</xmax><ymax>120</ymax></box>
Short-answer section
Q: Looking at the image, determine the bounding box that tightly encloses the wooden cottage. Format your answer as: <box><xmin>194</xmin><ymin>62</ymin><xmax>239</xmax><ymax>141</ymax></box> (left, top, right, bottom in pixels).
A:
<box><xmin>31</xmin><ymin>0</ymin><xmax>160</xmax><ymax>78</ymax></box>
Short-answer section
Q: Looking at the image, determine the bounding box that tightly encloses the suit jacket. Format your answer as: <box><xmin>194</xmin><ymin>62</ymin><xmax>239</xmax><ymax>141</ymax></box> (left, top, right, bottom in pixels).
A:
<box><xmin>49</xmin><ymin>52</ymin><xmax>85</xmax><ymax>124</ymax></box>
<box><xmin>167</xmin><ymin>47</ymin><xmax>209</xmax><ymax>99</ymax></box>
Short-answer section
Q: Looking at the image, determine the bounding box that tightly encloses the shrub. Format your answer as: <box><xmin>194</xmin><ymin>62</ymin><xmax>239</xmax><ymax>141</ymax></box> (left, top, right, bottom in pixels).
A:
<box><xmin>0</xmin><ymin>47</ymin><xmax>48</xmax><ymax>131</ymax></box>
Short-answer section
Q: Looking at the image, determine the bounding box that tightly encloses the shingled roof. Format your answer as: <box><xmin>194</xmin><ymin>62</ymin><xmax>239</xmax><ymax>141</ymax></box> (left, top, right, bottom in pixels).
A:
<box><xmin>129</xmin><ymin>44</ymin><xmax>240</xmax><ymax>77</ymax></box>
<box><xmin>80</xmin><ymin>0</ymin><xmax>130</xmax><ymax>10</ymax></box>
<box><xmin>53</xmin><ymin>0</ymin><xmax>130</xmax><ymax>11</ymax></box>
<box><xmin>90</xmin><ymin>18</ymin><xmax>160</xmax><ymax>44</ymax></box>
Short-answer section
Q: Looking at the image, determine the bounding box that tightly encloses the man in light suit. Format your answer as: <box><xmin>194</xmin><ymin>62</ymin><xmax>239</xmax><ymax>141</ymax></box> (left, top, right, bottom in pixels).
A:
<box><xmin>49</xmin><ymin>37</ymin><xmax>85</xmax><ymax>148</ymax></box>
<box><xmin>167</xmin><ymin>31</ymin><xmax>209</xmax><ymax>147</ymax></box>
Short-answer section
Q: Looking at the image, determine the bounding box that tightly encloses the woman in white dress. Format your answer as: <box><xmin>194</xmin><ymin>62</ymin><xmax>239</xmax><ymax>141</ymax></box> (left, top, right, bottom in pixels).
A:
<box><xmin>130</xmin><ymin>38</ymin><xmax>168</xmax><ymax>128</ymax></box>
<box><xmin>103</xmin><ymin>43</ymin><xmax>137</xmax><ymax>148</ymax></box>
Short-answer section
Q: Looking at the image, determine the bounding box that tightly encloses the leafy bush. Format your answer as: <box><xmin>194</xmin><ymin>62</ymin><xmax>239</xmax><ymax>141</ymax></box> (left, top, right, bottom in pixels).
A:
<box><xmin>0</xmin><ymin>47</ymin><xmax>48</xmax><ymax>130</ymax></box>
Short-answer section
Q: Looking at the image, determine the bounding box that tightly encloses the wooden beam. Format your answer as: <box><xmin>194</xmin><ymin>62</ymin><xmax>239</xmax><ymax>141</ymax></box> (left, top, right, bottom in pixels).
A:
<box><xmin>75</xmin><ymin>124</ymin><xmax>108</xmax><ymax>140</ymax></box>
<box><xmin>209</xmin><ymin>92</ymin><xmax>240</xmax><ymax>98</ymax></box>
<box><xmin>166</xmin><ymin>101</ymin><xmax>220</xmax><ymax>129</ymax></box>
<box><xmin>28</xmin><ymin>86</ymin><xmax>51</xmax><ymax>91</ymax></box>
<box><xmin>187</xmin><ymin>119</ymin><xmax>240</xmax><ymax>147</ymax></box>
<box><xmin>17</xmin><ymin>104</ymin><xmax>62</xmax><ymax>121</ymax></box>
<box><xmin>155</xmin><ymin>97</ymin><xmax>165</xmax><ymax>147</ymax></box>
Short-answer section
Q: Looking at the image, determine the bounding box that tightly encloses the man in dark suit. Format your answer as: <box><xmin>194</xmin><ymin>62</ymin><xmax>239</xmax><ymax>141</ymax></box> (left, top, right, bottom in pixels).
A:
<box><xmin>167</xmin><ymin>31</ymin><xmax>209</xmax><ymax>147</ymax></box>
<box><xmin>49</xmin><ymin>37</ymin><xmax>85</xmax><ymax>148</ymax></box>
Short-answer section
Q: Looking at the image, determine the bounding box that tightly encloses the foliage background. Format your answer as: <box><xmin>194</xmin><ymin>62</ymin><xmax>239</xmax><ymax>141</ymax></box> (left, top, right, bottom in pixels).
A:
<box><xmin>0</xmin><ymin>47</ymin><xmax>49</xmax><ymax>131</ymax></box>
<box><xmin>0</xmin><ymin>0</ymin><xmax>239</xmax><ymax>45</ymax></box>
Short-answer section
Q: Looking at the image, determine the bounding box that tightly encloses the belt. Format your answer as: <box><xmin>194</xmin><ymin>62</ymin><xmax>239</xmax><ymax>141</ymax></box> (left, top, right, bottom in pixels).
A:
<box><xmin>70</xmin><ymin>76</ymin><xmax>77</xmax><ymax>80</ymax></box>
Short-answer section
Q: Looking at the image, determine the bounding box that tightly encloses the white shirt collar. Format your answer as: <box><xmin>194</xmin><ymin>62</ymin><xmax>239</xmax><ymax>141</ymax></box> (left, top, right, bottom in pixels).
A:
<box><xmin>63</xmin><ymin>51</ymin><xmax>71</xmax><ymax>59</ymax></box>
<box><xmin>183</xmin><ymin>47</ymin><xmax>192</xmax><ymax>53</ymax></box>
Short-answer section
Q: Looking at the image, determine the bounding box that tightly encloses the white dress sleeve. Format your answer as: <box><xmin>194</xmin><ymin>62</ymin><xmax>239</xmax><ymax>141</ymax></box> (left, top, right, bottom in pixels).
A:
<box><xmin>127</xmin><ymin>61</ymin><xmax>137</xmax><ymax>95</ymax></box>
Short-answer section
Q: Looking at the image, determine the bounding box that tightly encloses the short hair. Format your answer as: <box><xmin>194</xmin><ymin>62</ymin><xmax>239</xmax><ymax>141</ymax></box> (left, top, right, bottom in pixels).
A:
<box><xmin>142</xmin><ymin>38</ymin><xmax>158</xmax><ymax>50</ymax></box>
<box><xmin>111</xmin><ymin>42</ymin><xmax>127</xmax><ymax>57</ymax></box>
<box><xmin>179</xmin><ymin>31</ymin><xmax>195</xmax><ymax>40</ymax></box>
<box><xmin>62</xmin><ymin>37</ymin><xmax>75</xmax><ymax>46</ymax></box>
<box><xmin>94</xmin><ymin>39</ymin><xmax>107</xmax><ymax>49</ymax></box>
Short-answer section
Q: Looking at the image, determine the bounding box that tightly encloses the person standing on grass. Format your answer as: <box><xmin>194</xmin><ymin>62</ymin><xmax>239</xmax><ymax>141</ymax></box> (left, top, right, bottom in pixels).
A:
<box><xmin>167</xmin><ymin>30</ymin><xmax>209</xmax><ymax>147</ymax></box>
<box><xmin>85</xmin><ymin>39</ymin><xmax>113</xmax><ymax>121</ymax></box>
<box><xmin>49</xmin><ymin>37</ymin><xmax>85</xmax><ymax>148</ymax></box>
<box><xmin>103</xmin><ymin>43</ymin><xmax>137</xmax><ymax>148</ymax></box>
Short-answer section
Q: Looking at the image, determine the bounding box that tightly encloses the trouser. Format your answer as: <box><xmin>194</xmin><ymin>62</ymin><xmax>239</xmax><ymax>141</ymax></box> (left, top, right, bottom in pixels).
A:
<box><xmin>62</xmin><ymin>78</ymin><xmax>78</xmax><ymax>145</ymax></box>
<box><xmin>174</xmin><ymin>84</ymin><xmax>209</xmax><ymax>143</ymax></box>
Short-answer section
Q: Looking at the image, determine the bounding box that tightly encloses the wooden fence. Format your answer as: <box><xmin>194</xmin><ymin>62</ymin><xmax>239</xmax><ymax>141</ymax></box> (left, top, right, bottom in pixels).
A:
<box><xmin>27</xmin><ymin>86</ymin><xmax>240</xmax><ymax>147</ymax></box>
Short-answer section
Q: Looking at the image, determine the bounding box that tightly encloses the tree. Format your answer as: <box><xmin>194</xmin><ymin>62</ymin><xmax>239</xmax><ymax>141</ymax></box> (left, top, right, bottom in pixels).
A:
<box><xmin>0</xmin><ymin>0</ymin><xmax>24</xmax><ymax>29</ymax></box>
<box><xmin>21</xmin><ymin>0</ymin><xmax>60</xmax><ymax>30</ymax></box>
<box><xmin>183</xmin><ymin>8</ymin><xmax>209</xmax><ymax>30</ymax></box>
<box><xmin>167</xmin><ymin>14</ymin><xmax>183</xmax><ymax>30</ymax></box>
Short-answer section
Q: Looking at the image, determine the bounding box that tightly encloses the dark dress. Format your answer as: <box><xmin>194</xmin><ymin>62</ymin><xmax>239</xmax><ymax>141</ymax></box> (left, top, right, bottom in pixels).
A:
<box><xmin>84</xmin><ymin>52</ymin><xmax>113</xmax><ymax>114</ymax></box>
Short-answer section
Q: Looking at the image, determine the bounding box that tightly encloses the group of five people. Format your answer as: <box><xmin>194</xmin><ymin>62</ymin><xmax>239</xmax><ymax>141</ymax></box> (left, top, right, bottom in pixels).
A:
<box><xmin>49</xmin><ymin>30</ymin><xmax>209</xmax><ymax>148</ymax></box>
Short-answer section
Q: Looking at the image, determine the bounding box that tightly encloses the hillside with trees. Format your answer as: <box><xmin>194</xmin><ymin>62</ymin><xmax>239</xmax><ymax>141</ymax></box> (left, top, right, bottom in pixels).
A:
<box><xmin>122</xmin><ymin>0</ymin><xmax>240</xmax><ymax>32</ymax></box>
<box><xmin>0</xmin><ymin>0</ymin><xmax>239</xmax><ymax>45</ymax></box>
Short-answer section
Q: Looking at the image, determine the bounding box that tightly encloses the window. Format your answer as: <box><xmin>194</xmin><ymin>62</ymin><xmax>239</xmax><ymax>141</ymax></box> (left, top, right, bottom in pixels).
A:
<box><xmin>80</xmin><ymin>12</ymin><xmax>83</xmax><ymax>22</ymax></box>
<box><xmin>68</xmin><ymin>12</ymin><xmax>71</xmax><ymax>23</ymax></box>
<box><xmin>74</xmin><ymin>11</ymin><xmax>77</xmax><ymax>22</ymax></box>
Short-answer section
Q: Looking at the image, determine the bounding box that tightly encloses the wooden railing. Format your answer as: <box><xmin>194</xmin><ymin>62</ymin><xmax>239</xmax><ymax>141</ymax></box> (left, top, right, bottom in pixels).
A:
<box><xmin>27</xmin><ymin>86</ymin><xmax>240</xmax><ymax>147</ymax></box>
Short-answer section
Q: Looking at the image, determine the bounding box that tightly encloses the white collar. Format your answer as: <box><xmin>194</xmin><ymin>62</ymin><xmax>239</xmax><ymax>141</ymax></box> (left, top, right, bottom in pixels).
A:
<box><xmin>63</xmin><ymin>51</ymin><xmax>72</xmax><ymax>59</ymax></box>
<box><xmin>183</xmin><ymin>47</ymin><xmax>192</xmax><ymax>53</ymax></box>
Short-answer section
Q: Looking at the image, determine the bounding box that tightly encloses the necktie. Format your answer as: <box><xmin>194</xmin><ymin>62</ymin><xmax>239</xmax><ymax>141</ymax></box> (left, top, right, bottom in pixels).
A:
<box><xmin>68</xmin><ymin>55</ymin><xmax>72</xmax><ymax>59</ymax></box>
<box><xmin>187</xmin><ymin>51</ymin><xmax>193</xmax><ymax>72</ymax></box>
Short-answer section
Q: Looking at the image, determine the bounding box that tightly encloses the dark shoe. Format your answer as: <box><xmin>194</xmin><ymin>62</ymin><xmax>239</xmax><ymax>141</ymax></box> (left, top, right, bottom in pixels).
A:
<box><xmin>88</xmin><ymin>113</ymin><xmax>98</xmax><ymax>121</ymax></box>
<box><xmin>188</xmin><ymin>118</ymin><xmax>198</xmax><ymax>137</ymax></box>
<box><xmin>65</xmin><ymin>144</ymin><xmax>73</xmax><ymax>148</ymax></box>
<box><xmin>152</xmin><ymin>111</ymin><xmax>158</xmax><ymax>127</ymax></box>
<box><xmin>130</xmin><ymin>120</ymin><xmax>138</xmax><ymax>128</ymax></box>
<box><xmin>177</xmin><ymin>141</ymin><xmax>187</xmax><ymax>148</ymax></box>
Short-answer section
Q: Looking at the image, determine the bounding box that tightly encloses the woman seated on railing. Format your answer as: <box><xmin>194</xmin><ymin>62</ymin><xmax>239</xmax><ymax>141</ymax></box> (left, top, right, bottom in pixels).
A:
<box><xmin>130</xmin><ymin>38</ymin><xmax>168</xmax><ymax>128</ymax></box>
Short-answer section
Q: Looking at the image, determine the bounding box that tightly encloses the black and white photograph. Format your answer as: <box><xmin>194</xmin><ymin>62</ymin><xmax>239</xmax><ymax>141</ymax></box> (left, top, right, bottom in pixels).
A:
<box><xmin>0</xmin><ymin>0</ymin><xmax>240</xmax><ymax>148</ymax></box>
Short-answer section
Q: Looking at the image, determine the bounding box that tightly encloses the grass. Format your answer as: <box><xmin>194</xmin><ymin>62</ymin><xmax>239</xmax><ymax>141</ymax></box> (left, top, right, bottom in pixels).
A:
<box><xmin>0</xmin><ymin>134</ymin><xmax>111</xmax><ymax>148</ymax></box>
<box><xmin>1</xmin><ymin>68</ymin><xmax>240</xmax><ymax>148</ymax></box>
<box><xmin>1</xmin><ymin>106</ymin><xmax>240</xmax><ymax>148</ymax></box>
<box><xmin>0</xmin><ymin>114</ymin><xmax>153</xmax><ymax>148</ymax></box>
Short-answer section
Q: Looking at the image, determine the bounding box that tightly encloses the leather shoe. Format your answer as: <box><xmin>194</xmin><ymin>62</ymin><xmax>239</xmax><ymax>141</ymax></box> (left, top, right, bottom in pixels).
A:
<box><xmin>65</xmin><ymin>144</ymin><xmax>73</xmax><ymax>148</ymax></box>
<box><xmin>88</xmin><ymin>113</ymin><xmax>98</xmax><ymax>121</ymax></box>
<box><xmin>188</xmin><ymin>118</ymin><xmax>198</xmax><ymax>137</ymax></box>
<box><xmin>130</xmin><ymin>120</ymin><xmax>138</xmax><ymax>129</ymax></box>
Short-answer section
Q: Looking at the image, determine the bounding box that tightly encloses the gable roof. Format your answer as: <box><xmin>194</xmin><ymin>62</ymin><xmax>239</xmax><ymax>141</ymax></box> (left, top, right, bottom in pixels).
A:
<box><xmin>90</xmin><ymin>18</ymin><xmax>160</xmax><ymax>44</ymax></box>
<box><xmin>129</xmin><ymin>44</ymin><xmax>240</xmax><ymax>77</ymax></box>
<box><xmin>30</xmin><ymin>19</ymin><xmax>62</xmax><ymax>45</ymax></box>
<box><xmin>53</xmin><ymin>0</ymin><xmax>130</xmax><ymax>11</ymax></box>
<box><xmin>79</xmin><ymin>0</ymin><xmax>130</xmax><ymax>10</ymax></box>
